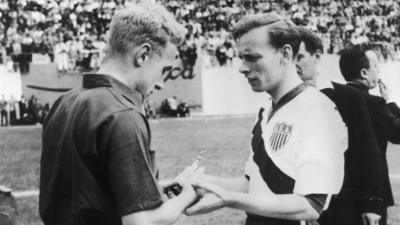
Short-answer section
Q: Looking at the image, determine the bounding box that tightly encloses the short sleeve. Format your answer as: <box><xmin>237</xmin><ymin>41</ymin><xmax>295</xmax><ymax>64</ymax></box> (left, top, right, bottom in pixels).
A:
<box><xmin>244</xmin><ymin>151</ymin><xmax>256</xmax><ymax>179</ymax></box>
<box><xmin>101</xmin><ymin>110</ymin><xmax>163</xmax><ymax>216</ymax></box>
<box><xmin>294</xmin><ymin>101</ymin><xmax>347</xmax><ymax>195</ymax></box>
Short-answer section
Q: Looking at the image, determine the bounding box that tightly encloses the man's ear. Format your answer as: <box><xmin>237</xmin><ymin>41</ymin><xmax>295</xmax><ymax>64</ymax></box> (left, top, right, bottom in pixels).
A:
<box><xmin>313</xmin><ymin>49</ymin><xmax>322</xmax><ymax>60</ymax></box>
<box><xmin>281</xmin><ymin>44</ymin><xmax>293</xmax><ymax>62</ymax></box>
<box><xmin>134</xmin><ymin>43</ymin><xmax>152</xmax><ymax>67</ymax></box>
<box><xmin>360</xmin><ymin>68</ymin><xmax>368</xmax><ymax>79</ymax></box>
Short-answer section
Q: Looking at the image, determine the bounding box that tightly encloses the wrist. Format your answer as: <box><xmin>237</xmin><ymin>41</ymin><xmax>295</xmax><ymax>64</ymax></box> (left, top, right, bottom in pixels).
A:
<box><xmin>223</xmin><ymin>190</ymin><xmax>236</xmax><ymax>207</ymax></box>
<box><xmin>179</xmin><ymin>186</ymin><xmax>198</xmax><ymax>206</ymax></box>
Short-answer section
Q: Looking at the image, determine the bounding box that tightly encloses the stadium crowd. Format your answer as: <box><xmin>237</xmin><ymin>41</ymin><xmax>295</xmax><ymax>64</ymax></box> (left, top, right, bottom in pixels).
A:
<box><xmin>2</xmin><ymin>0</ymin><xmax>400</xmax><ymax>73</ymax></box>
<box><xmin>0</xmin><ymin>94</ymin><xmax>49</xmax><ymax>126</ymax></box>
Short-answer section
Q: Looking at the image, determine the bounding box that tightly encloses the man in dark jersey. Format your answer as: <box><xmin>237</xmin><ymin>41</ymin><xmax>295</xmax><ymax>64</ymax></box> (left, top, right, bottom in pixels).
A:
<box><xmin>295</xmin><ymin>27</ymin><xmax>384</xmax><ymax>225</ymax></box>
<box><xmin>185</xmin><ymin>13</ymin><xmax>347</xmax><ymax>225</ymax></box>
<box><xmin>340</xmin><ymin>44</ymin><xmax>400</xmax><ymax>225</ymax></box>
<box><xmin>39</xmin><ymin>3</ymin><xmax>200</xmax><ymax>225</ymax></box>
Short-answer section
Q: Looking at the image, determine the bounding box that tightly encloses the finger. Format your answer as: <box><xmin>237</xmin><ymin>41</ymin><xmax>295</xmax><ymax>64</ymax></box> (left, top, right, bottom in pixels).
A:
<box><xmin>186</xmin><ymin>194</ymin><xmax>222</xmax><ymax>215</ymax></box>
<box><xmin>178</xmin><ymin>165</ymin><xmax>198</xmax><ymax>181</ymax></box>
<box><xmin>367</xmin><ymin>216</ymin><xmax>377</xmax><ymax>225</ymax></box>
<box><xmin>192</xmin><ymin>167</ymin><xmax>205</xmax><ymax>181</ymax></box>
<box><xmin>185</xmin><ymin>198</ymin><xmax>212</xmax><ymax>215</ymax></box>
<box><xmin>193</xmin><ymin>181</ymin><xmax>222</xmax><ymax>194</ymax></box>
<box><xmin>195</xmin><ymin>187</ymin><xmax>206</xmax><ymax>197</ymax></box>
<box><xmin>366</xmin><ymin>217</ymin><xmax>373</xmax><ymax>225</ymax></box>
<box><xmin>380</xmin><ymin>81</ymin><xmax>387</xmax><ymax>89</ymax></box>
<box><xmin>185</xmin><ymin>206</ymin><xmax>207</xmax><ymax>215</ymax></box>
<box><xmin>362</xmin><ymin>215</ymin><xmax>368</xmax><ymax>225</ymax></box>
<box><xmin>374</xmin><ymin>218</ymin><xmax>380</xmax><ymax>225</ymax></box>
<box><xmin>167</xmin><ymin>189</ymin><xmax>176</xmax><ymax>198</ymax></box>
<box><xmin>378</xmin><ymin>82</ymin><xmax>385</xmax><ymax>92</ymax></box>
<box><xmin>178</xmin><ymin>166</ymin><xmax>192</xmax><ymax>178</ymax></box>
<box><xmin>159</xmin><ymin>179</ymin><xmax>178</xmax><ymax>189</ymax></box>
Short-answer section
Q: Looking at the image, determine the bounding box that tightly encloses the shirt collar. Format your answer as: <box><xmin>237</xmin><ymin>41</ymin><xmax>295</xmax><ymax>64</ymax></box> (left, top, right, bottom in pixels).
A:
<box><xmin>83</xmin><ymin>73</ymin><xmax>144</xmax><ymax>107</ymax></box>
<box><xmin>315</xmin><ymin>74</ymin><xmax>334</xmax><ymax>90</ymax></box>
<box><xmin>347</xmin><ymin>81</ymin><xmax>369</xmax><ymax>93</ymax></box>
<box><xmin>267</xmin><ymin>82</ymin><xmax>308</xmax><ymax>122</ymax></box>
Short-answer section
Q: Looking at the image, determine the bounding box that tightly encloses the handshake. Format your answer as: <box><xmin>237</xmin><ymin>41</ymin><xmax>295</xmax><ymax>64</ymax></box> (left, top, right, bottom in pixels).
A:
<box><xmin>158</xmin><ymin>151</ymin><xmax>231</xmax><ymax>216</ymax></box>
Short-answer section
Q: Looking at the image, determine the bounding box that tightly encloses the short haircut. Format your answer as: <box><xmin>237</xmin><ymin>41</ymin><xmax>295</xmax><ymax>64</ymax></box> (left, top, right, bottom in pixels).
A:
<box><xmin>232</xmin><ymin>13</ymin><xmax>301</xmax><ymax>58</ymax></box>
<box><xmin>104</xmin><ymin>2</ymin><xmax>185</xmax><ymax>61</ymax></box>
<box><xmin>297</xmin><ymin>27</ymin><xmax>324</xmax><ymax>54</ymax></box>
<box><xmin>339</xmin><ymin>44</ymin><xmax>372</xmax><ymax>81</ymax></box>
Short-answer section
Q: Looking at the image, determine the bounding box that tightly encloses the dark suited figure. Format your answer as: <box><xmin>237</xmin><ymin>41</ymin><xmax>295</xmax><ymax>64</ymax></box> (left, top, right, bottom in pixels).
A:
<box><xmin>295</xmin><ymin>28</ymin><xmax>384</xmax><ymax>225</ymax></box>
<box><xmin>339</xmin><ymin>44</ymin><xmax>400</xmax><ymax>225</ymax></box>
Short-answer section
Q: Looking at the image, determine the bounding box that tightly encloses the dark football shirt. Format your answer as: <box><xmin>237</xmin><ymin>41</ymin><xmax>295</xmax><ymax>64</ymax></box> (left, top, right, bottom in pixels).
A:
<box><xmin>39</xmin><ymin>74</ymin><xmax>163</xmax><ymax>225</ymax></box>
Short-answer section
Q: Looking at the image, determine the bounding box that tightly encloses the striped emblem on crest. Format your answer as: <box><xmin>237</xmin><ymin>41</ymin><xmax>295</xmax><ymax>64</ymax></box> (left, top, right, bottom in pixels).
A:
<box><xmin>269</xmin><ymin>123</ymin><xmax>292</xmax><ymax>151</ymax></box>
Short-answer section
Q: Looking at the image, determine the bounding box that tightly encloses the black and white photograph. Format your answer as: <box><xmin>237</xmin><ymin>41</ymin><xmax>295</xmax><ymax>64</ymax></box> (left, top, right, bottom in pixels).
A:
<box><xmin>0</xmin><ymin>0</ymin><xmax>400</xmax><ymax>225</ymax></box>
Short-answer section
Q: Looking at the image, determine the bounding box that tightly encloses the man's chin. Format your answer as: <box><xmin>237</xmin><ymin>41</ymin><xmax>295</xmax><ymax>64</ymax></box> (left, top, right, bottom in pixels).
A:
<box><xmin>368</xmin><ymin>81</ymin><xmax>378</xmax><ymax>89</ymax></box>
<box><xmin>154</xmin><ymin>82</ymin><xmax>163</xmax><ymax>90</ymax></box>
<box><xmin>250</xmin><ymin>86</ymin><xmax>264</xmax><ymax>92</ymax></box>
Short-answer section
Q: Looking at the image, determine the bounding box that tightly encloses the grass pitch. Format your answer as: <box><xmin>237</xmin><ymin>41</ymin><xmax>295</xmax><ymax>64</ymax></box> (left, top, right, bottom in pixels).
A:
<box><xmin>0</xmin><ymin>117</ymin><xmax>399</xmax><ymax>225</ymax></box>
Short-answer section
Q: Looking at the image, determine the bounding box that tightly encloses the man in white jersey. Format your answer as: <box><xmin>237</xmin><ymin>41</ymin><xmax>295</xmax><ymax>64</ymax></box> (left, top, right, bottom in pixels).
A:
<box><xmin>185</xmin><ymin>13</ymin><xmax>348</xmax><ymax>225</ymax></box>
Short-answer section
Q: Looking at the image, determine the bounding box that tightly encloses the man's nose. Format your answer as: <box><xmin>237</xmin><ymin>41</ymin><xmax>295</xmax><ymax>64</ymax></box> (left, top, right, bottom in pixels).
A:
<box><xmin>239</xmin><ymin>62</ymin><xmax>250</xmax><ymax>76</ymax></box>
<box><xmin>154</xmin><ymin>81</ymin><xmax>164</xmax><ymax>90</ymax></box>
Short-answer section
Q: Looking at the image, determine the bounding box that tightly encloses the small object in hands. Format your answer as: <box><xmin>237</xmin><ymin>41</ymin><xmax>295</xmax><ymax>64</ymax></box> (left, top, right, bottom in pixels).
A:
<box><xmin>163</xmin><ymin>150</ymin><xmax>208</xmax><ymax>197</ymax></box>
<box><xmin>164</xmin><ymin>184</ymin><xmax>183</xmax><ymax>197</ymax></box>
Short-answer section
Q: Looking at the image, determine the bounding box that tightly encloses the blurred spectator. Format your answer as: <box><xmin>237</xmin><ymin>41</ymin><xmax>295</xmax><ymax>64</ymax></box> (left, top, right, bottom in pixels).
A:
<box><xmin>215</xmin><ymin>45</ymin><xmax>227</xmax><ymax>66</ymax></box>
<box><xmin>177</xmin><ymin>102</ymin><xmax>190</xmax><ymax>117</ymax></box>
<box><xmin>56</xmin><ymin>38</ymin><xmax>69</xmax><ymax>73</ymax></box>
<box><xmin>18</xmin><ymin>95</ymin><xmax>28</xmax><ymax>120</ymax></box>
<box><xmin>8</xmin><ymin>95</ymin><xmax>19</xmax><ymax>126</ymax></box>
<box><xmin>2</xmin><ymin>0</ymin><xmax>400</xmax><ymax>72</ymax></box>
<box><xmin>160</xmin><ymin>96</ymin><xmax>190</xmax><ymax>117</ymax></box>
<box><xmin>0</xmin><ymin>94</ymin><xmax>48</xmax><ymax>126</ymax></box>
<box><xmin>0</xmin><ymin>45</ymin><xmax>4</xmax><ymax>64</ymax></box>
<box><xmin>144</xmin><ymin>98</ymin><xmax>157</xmax><ymax>119</ymax></box>
<box><xmin>0</xmin><ymin>95</ymin><xmax>8</xmax><ymax>126</ymax></box>
<box><xmin>6</xmin><ymin>56</ymin><xmax>14</xmax><ymax>72</ymax></box>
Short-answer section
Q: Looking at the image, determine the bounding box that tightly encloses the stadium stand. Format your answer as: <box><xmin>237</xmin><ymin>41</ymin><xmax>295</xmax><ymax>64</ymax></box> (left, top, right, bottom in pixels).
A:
<box><xmin>1</xmin><ymin>0</ymin><xmax>400</xmax><ymax>122</ymax></box>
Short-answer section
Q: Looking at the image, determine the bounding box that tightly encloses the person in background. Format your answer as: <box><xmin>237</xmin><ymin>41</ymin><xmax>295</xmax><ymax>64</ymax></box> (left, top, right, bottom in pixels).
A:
<box><xmin>340</xmin><ymin>44</ymin><xmax>400</xmax><ymax>225</ymax></box>
<box><xmin>0</xmin><ymin>95</ymin><xmax>9</xmax><ymax>127</ymax></box>
<box><xmin>56</xmin><ymin>38</ymin><xmax>69</xmax><ymax>73</ymax></box>
<box><xmin>8</xmin><ymin>95</ymin><xmax>19</xmax><ymax>126</ymax></box>
<box><xmin>295</xmin><ymin>27</ymin><xmax>384</xmax><ymax>225</ymax></box>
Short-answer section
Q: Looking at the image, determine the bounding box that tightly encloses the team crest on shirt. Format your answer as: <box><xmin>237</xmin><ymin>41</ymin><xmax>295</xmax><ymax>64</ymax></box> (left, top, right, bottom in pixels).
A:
<box><xmin>269</xmin><ymin>123</ymin><xmax>292</xmax><ymax>152</ymax></box>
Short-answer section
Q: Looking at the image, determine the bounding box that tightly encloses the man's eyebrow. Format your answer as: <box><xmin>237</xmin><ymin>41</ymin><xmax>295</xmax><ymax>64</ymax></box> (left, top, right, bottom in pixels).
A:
<box><xmin>239</xmin><ymin>52</ymin><xmax>263</xmax><ymax>58</ymax></box>
<box><xmin>162</xmin><ymin>66</ymin><xmax>173</xmax><ymax>74</ymax></box>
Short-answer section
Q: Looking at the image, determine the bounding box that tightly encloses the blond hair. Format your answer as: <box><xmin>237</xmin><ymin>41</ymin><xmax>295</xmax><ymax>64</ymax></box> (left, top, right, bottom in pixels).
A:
<box><xmin>104</xmin><ymin>2</ymin><xmax>185</xmax><ymax>61</ymax></box>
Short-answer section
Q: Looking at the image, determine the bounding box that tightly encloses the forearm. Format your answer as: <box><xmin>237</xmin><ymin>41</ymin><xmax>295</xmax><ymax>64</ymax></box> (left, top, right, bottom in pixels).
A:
<box><xmin>225</xmin><ymin>192</ymin><xmax>319</xmax><ymax>221</ymax></box>
<box><xmin>201</xmin><ymin>175</ymin><xmax>249</xmax><ymax>193</ymax></box>
<box><xmin>122</xmin><ymin>190</ymin><xmax>195</xmax><ymax>225</ymax></box>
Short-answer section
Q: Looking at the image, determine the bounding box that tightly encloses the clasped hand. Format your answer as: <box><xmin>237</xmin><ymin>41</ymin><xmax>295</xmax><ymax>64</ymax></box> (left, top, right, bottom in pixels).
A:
<box><xmin>160</xmin><ymin>165</ymin><xmax>231</xmax><ymax>216</ymax></box>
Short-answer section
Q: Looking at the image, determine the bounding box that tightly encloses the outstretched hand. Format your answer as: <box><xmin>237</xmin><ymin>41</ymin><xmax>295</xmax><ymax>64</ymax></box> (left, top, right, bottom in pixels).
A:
<box><xmin>160</xmin><ymin>166</ymin><xmax>205</xmax><ymax>199</ymax></box>
<box><xmin>361</xmin><ymin>212</ymin><xmax>381</xmax><ymax>225</ymax></box>
<box><xmin>185</xmin><ymin>181</ymin><xmax>231</xmax><ymax>215</ymax></box>
<box><xmin>378</xmin><ymin>80</ymin><xmax>391</xmax><ymax>102</ymax></box>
